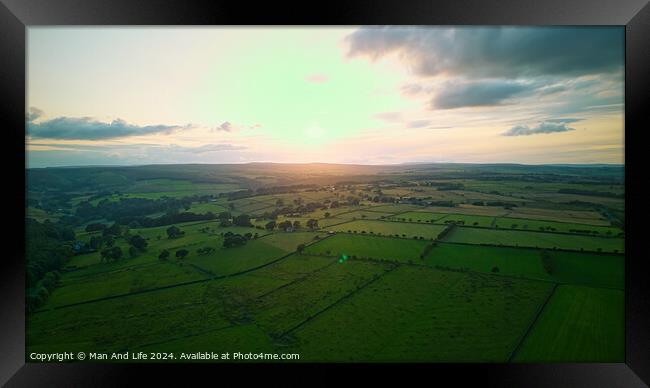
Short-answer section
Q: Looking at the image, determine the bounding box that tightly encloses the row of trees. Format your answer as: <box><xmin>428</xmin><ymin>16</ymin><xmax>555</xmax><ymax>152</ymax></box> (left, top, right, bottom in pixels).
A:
<box><xmin>26</xmin><ymin>219</ymin><xmax>76</xmax><ymax>312</ymax></box>
<box><xmin>541</xmin><ymin>250</ymin><xmax>554</xmax><ymax>275</ymax></box>
<box><xmin>263</xmin><ymin>218</ymin><xmax>319</xmax><ymax>231</ymax></box>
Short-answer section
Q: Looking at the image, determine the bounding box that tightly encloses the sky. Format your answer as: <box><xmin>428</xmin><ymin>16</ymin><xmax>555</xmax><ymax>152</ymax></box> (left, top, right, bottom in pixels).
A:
<box><xmin>26</xmin><ymin>26</ymin><xmax>624</xmax><ymax>168</ymax></box>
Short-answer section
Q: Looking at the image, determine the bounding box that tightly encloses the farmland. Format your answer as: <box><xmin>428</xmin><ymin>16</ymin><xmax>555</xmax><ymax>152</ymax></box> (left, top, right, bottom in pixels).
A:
<box><xmin>443</xmin><ymin>227</ymin><xmax>624</xmax><ymax>253</ymax></box>
<box><xmin>26</xmin><ymin>162</ymin><xmax>624</xmax><ymax>362</ymax></box>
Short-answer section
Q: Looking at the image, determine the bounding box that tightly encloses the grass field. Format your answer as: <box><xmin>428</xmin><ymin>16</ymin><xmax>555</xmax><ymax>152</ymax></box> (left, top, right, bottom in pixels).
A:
<box><xmin>362</xmin><ymin>204</ymin><xmax>420</xmax><ymax>213</ymax></box>
<box><xmin>26</xmin><ymin>163</ymin><xmax>626</xmax><ymax>363</ymax></box>
<box><xmin>513</xmin><ymin>285</ymin><xmax>624</xmax><ymax>362</ymax></box>
<box><xmin>337</xmin><ymin>210</ymin><xmax>396</xmax><ymax>220</ymax></box>
<box><xmin>505</xmin><ymin>208</ymin><xmax>611</xmax><ymax>225</ymax></box>
<box><xmin>139</xmin><ymin>324</ymin><xmax>276</xmax><ymax>359</ymax></box>
<box><xmin>424</xmin><ymin>243</ymin><xmax>624</xmax><ymax>288</ymax></box>
<box><xmin>27</xmin><ymin>282</ymin><xmax>226</xmax><ymax>354</ymax></box>
<box><xmin>253</xmin><ymin>259</ymin><xmax>391</xmax><ymax>336</ymax></box>
<box><xmin>328</xmin><ymin>220</ymin><xmax>446</xmax><ymax>239</ymax></box>
<box><xmin>42</xmin><ymin>261</ymin><xmax>208</xmax><ymax>308</ymax></box>
<box><xmin>416</xmin><ymin>204</ymin><xmax>509</xmax><ymax>216</ymax></box>
<box><xmin>287</xmin><ymin>266</ymin><xmax>553</xmax><ymax>361</ymax></box>
<box><xmin>186</xmin><ymin>239</ymin><xmax>289</xmax><ymax>276</ymax></box>
<box><xmin>443</xmin><ymin>227</ymin><xmax>624</xmax><ymax>253</ymax></box>
<box><xmin>434</xmin><ymin>213</ymin><xmax>495</xmax><ymax>227</ymax></box>
<box><xmin>387</xmin><ymin>211</ymin><xmax>448</xmax><ymax>223</ymax></box>
<box><xmin>187</xmin><ymin>202</ymin><xmax>229</xmax><ymax>214</ymax></box>
<box><xmin>494</xmin><ymin>217</ymin><xmax>622</xmax><ymax>236</ymax></box>
<box><xmin>304</xmin><ymin>233</ymin><xmax>429</xmax><ymax>263</ymax></box>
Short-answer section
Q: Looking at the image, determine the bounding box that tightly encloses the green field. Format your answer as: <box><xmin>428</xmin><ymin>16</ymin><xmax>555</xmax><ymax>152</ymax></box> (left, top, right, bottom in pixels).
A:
<box><xmin>253</xmin><ymin>259</ymin><xmax>391</xmax><ymax>336</ymax></box>
<box><xmin>187</xmin><ymin>202</ymin><xmax>229</xmax><ymax>214</ymax></box>
<box><xmin>26</xmin><ymin>162</ymin><xmax>625</xmax><ymax>362</ymax></box>
<box><xmin>514</xmin><ymin>285</ymin><xmax>624</xmax><ymax>362</ymax></box>
<box><xmin>337</xmin><ymin>210</ymin><xmax>396</xmax><ymax>220</ymax></box>
<box><xmin>424</xmin><ymin>243</ymin><xmax>623</xmax><ymax>289</ymax></box>
<box><xmin>304</xmin><ymin>233</ymin><xmax>429</xmax><ymax>263</ymax></box>
<box><xmin>42</xmin><ymin>261</ymin><xmax>208</xmax><ymax>308</ymax></box>
<box><xmin>443</xmin><ymin>227</ymin><xmax>624</xmax><ymax>253</ymax></box>
<box><xmin>494</xmin><ymin>217</ymin><xmax>622</xmax><ymax>236</ymax></box>
<box><xmin>186</xmin><ymin>239</ymin><xmax>288</xmax><ymax>276</ymax></box>
<box><xmin>434</xmin><ymin>213</ymin><xmax>495</xmax><ymax>227</ymax></box>
<box><xmin>328</xmin><ymin>220</ymin><xmax>447</xmax><ymax>239</ymax></box>
<box><xmin>388</xmin><ymin>211</ymin><xmax>448</xmax><ymax>223</ymax></box>
<box><xmin>287</xmin><ymin>266</ymin><xmax>553</xmax><ymax>361</ymax></box>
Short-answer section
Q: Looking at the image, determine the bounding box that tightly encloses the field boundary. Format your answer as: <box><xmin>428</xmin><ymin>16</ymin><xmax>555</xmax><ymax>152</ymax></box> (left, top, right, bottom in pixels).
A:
<box><xmin>256</xmin><ymin>257</ymin><xmax>340</xmax><ymax>300</ymax></box>
<box><xmin>35</xmin><ymin>235</ymin><xmax>336</xmax><ymax>313</ymax></box>
<box><xmin>115</xmin><ymin>323</ymin><xmax>237</xmax><ymax>353</ymax></box>
<box><xmin>506</xmin><ymin>283</ymin><xmax>559</xmax><ymax>362</ymax></box>
<box><xmin>280</xmin><ymin>265</ymin><xmax>398</xmax><ymax>337</ymax></box>
<box><xmin>382</xmin><ymin>216</ymin><xmax>621</xmax><ymax>238</ymax></box>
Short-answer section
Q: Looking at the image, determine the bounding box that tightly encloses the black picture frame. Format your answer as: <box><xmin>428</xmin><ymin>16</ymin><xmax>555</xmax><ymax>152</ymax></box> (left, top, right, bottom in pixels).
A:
<box><xmin>1</xmin><ymin>0</ymin><xmax>648</xmax><ymax>386</ymax></box>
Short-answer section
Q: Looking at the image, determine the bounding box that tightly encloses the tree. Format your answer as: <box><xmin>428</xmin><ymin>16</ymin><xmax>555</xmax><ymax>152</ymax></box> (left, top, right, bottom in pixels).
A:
<box><xmin>129</xmin><ymin>246</ymin><xmax>138</xmax><ymax>258</ymax></box>
<box><xmin>541</xmin><ymin>250</ymin><xmax>554</xmax><ymax>274</ymax></box>
<box><xmin>292</xmin><ymin>220</ymin><xmax>301</xmax><ymax>230</ymax></box>
<box><xmin>217</xmin><ymin>211</ymin><xmax>231</xmax><ymax>221</ymax></box>
<box><xmin>197</xmin><ymin>247</ymin><xmax>215</xmax><ymax>255</ymax></box>
<box><xmin>296</xmin><ymin>243</ymin><xmax>306</xmax><ymax>253</ymax></box>
<box><xmin>102</xmin><ymin>223</ymin><xmax>122</xmax><ymax>237</ymax></box>
<box><xmin>278</xmin><ymin>220</ymin><xmax>293</xmax><ymax>231</ymax></box>
<box><xmin>89</xmin><ymin>235</ymin><xmax>102</xmax><ymax>250</ymax></box>
<box><xmin>85</xmin><ymin>222</ymin><xmax>106</xmax><ymax>233</ymax></box>
<box><xmin>223</xmin><ymin>233</ymin><xmax>247</xmax><ymax>248</ymax></box>
<box><xmin>111</xmin><ymin>246</ymin><xmax>123</xmax><ymax>261</ymax></box>
<box><xmin>265</xmin><ymin>221</ymin><xmax>276</xmax><ymax>231</ymax></box>
<box><xmin>175</xmin><ymin>249</ymin><xmax>189</xmax><ymax>259</ymax></box>
<box><xmin>166</xmin><ymin>225</ymin><xmax>184</xmax><ymax>239</ymax></box>
<box><xmin>101</xmin><ymin>246</ymin><xmax>123</xmax><ymax>262</ymax></box>
<box><xmin>128</xmin><ymin>234</ymin><xmax>148</xmax><ymax>251</ymax></box>
<box><xmin>104</xmin><ymin>235</ymin><xmax>115</xmax><ymax>247</ymax></box>
<box><xmin>233</xmin><ymin>214</ymin><xmax>252</xmax><ymax>227</ymax></box>
<box><xmin>158</xmin><ymin>249</ymin><xmax>170</xmax><ymax>261</ymax></box>
<box><xmin>324</xmin><ymin>212</ymin><xmax>331</xmax><ymax>218</ymax></box>
<box><xmin>306</xmin><ymin>219</ymin><xmax>319</xmax><ymax>230</ymax></box>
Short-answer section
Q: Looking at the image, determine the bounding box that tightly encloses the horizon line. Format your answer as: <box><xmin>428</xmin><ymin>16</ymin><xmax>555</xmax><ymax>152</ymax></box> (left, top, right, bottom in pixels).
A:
<box><xmin>26</xmin><ymin>161</ymin><xmax>626</xmax><ymax>170</ymax></box>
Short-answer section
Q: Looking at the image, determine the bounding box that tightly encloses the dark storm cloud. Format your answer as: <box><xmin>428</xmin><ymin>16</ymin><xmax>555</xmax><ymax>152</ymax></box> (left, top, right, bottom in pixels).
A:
<box><xmin>27</xmin><ymin>112</ymin><xmax>193</xmax><ymax>140</ymax></box>
<box><xmin>346</xmin><ymin>26</ymin><xmax>623</xmax><ymax>78</ymax></box>
<box><xmin>432</xmin><ymin>80</ymin><xmax>534</xmax><ymax>109</ymax></box>
<box><xmin>502</xmin><ymin>121</ymin><xmax>577</xmax><ymax>136</ymax></box>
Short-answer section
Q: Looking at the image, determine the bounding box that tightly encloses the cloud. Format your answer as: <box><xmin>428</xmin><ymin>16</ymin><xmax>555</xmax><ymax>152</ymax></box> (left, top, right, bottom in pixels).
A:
<box><xmin>27</xmin><ymin>111</ymin><xmax>192</xmax><ymax>140</ymax></box>
<box><xmin>503</xmin><ymin>121</ymin><xmax>578</xmax><ymax>136</ymax></box>
<box><xmin>215</xmin><ymin>121</ymin><xmax>233</xmax><ymax>132</ymax></box>
<box><xmin>305</xmin><ymin>74</ymin><xmax>329</xmax><ymax>83</ymax></box>
<box><xmin>168</xmin><ymin>143</ymin><xmax>246</xmax><ymax>153</ymax></box>
<box><xmin>537</xmin><ymin>84</ymin><xmax>567</xmax><ymax>96</ymax></box>
<box><xmin>546</xmin><ymin>118</ymin><xmax>583</xmax><ymax>124</ymax></box>
<box><xmin>432</xmin><ymin>80</ymin><xmax>534</xmax><ymax>109</ymax></box>
<box><xmin>213</xmin><ymin>121</ymin><xmax>261</xmax><ymax>132</ymax></box>
<box><xmin>27</xmin><ymin>107</ymin><xmax>44</xmax><ymax>122</ymax></box>
<box><xmin>346</xmin><ymin>26</ymin><xmax>623</xmax><ymax>78</ymax></box>
<box><xmin>407</xmin><ymin>120</ymin><xmax>431</xmax><ymax>128</ymax></box>
<box><xmin>373</xmin><ymin>111</ymin><xmax>403</xmax><ymax>123</ymax></box>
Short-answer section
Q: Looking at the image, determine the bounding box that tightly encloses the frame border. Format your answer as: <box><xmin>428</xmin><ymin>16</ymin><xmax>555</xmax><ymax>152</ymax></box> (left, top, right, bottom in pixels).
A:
<box><xmin>1</xmin><ymin>0</ymin><xmax>648</xmax><ymax>385</ymax></box>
